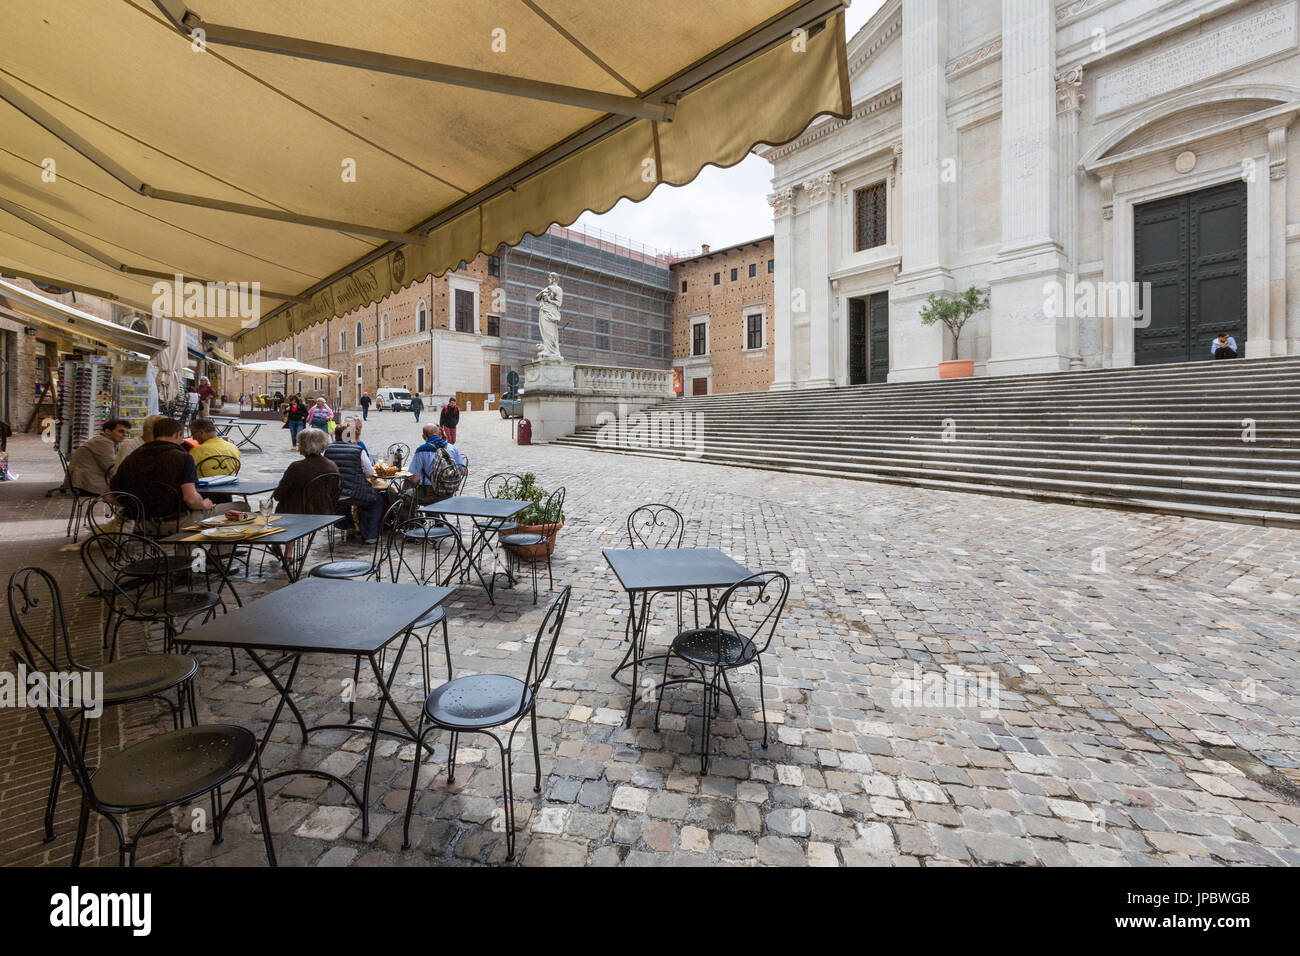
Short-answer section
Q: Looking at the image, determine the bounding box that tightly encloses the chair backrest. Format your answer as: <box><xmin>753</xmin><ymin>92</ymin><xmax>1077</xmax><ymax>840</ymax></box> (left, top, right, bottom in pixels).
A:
<box><xmin>627</xmin><ymin>503</ymin><xmax>685</xmax><ymax>550</ymax></box>
<box><xmin>483</xmin><ymin>472</ymin><xmax>522</xmax><ymax>499</ymax></box>
<box><xmin>455</xmin><ymin>454</ymin><xmax>470</xmax><ymax>496</ymax></box>
<box><xmin>8</xmin><ymin>567</ymin><xmax>79</xmax><ymax>673</ymax></box>
<box><xmin>536</xmin><ymin>486</ymin><xmax>565</xmax><ymax>528</ymax></box>
<box><xmin>302</xmin><ymin>471</ymin><xmax>341</xmax><ymax>515</ymax></box>
<box><xmin>388</xmin><ymin>514</ymin><xmax>463</xmax><ymax>582</ymax></box>
<box><xmin>8</xmin><ymin>649</ymin><xmax>103</xmax><ymax>812</ymax></box>
<box><xmin>86</xmin><ymin>491</ymin><xmax>145</xmax><ymax>535</ymax></box>
<box><xmin>55</xmin><ymin>447</ymin><xmax>72</xmax><ymax>485</ymax></box>
<box><xmin>196</xmin><ymin>454</ymin><xmax>240</xmax><ymax>477</ymax></box>
<box><xmin>520</xmin><ymin>585</ymin><xmax>572</xmax><ymax>708</ymax></box>
<box><xmin>79</xmin><ymin>532</ymin><xmax>169</xmax><ymax>616</ymax></box>
<box><xmin>708</xmin><ymin>571</ymin><xmax>790</xmax><ymax>658</ymax></box>
<box><xmin>138</xmin><ymin>479</ymin><xmax>186</xmax><ymax>528</ymax></box>
<box><xmin>385</xmin><ymin>442</ymin><xmax>410</xmax><ymax>463</ymax></box>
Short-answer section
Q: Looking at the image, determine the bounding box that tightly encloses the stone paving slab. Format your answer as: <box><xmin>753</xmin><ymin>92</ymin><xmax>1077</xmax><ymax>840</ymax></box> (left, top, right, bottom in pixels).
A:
<box><xmin>2</xmin><ymin>405</ymin><xmax>1299</xmax><ymax>866</ymax></box>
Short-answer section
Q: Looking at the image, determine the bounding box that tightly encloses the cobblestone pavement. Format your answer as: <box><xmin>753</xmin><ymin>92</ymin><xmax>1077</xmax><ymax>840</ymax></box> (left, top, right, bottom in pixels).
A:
<box><xmin>3</xmin><ymin>405</ymin><xmax>1300</xmax><ymax>866</ymax></box>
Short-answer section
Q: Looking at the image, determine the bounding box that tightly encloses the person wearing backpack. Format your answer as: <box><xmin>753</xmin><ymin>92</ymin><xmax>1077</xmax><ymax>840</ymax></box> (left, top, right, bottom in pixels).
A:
<box><xmin>409</xmin><ymin>423</ymin><xmax>465</xmax><ymax>504</ymax></box>
<box><xmin>439</xmin><ymin>396</ymin><xmax>460</xmax><ymax>444</ymax></box>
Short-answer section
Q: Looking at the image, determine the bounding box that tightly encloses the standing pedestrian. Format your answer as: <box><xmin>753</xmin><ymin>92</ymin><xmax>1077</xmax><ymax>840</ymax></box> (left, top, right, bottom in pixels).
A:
<box><xmin>439</xmin><ymin>395</ymin><xmax>460</xmax><ymax>444</ymax></box>
<box><xmin>360</xmin><ymin>392</ymin><xmax>371</xmax><ymax>420</ymax></box>
<box><xmin>411</xmin><ymin>393</ymin><xmax>424</xmax><ymax>422</ymax></box>
<box><xmin>195</xmin><ymin>376</ymin><xmax>216</xmax><ymax>417</ymax></box>
<box><xmin>283</xmin><ymin>394</ymin><xmax>308</xmax><ymax>448</ymax></box>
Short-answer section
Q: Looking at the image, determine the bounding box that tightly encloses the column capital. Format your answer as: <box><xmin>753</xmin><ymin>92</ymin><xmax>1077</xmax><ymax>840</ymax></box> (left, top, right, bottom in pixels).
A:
<box><xmin>800</xmin><ymin>172</ymin><xmax>836</xmax><ymax>204</ymax></box>
<box><xmin>1055</xmin><ymin>66</ymin><xmax>1084</xmax><ymax>114</ymax></box>
<box><xmin>767</xmin><ymin>187</ymin><xmax>796</xmax><ymax>218</ymax></box>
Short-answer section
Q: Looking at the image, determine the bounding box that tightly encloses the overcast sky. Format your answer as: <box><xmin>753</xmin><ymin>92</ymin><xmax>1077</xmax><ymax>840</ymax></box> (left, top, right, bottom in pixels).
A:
<box><xmin>574</xmin><ymin>1</ymin><xmax>888</xmax><ymax>253</ymax></box>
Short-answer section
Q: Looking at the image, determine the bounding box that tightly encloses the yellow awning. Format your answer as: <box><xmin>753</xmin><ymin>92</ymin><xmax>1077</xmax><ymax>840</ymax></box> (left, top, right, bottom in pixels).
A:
<box><xmin>0</xmin><ymin>1</ymin><xmax>849</xmax><ymax>353</ymax></box>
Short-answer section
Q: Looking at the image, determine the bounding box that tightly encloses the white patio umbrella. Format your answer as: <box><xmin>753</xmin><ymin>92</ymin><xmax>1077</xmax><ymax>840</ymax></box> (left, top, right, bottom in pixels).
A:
<box><xmin>234</xmin><ymin>358</ymin><xmax>342</xmax><ymax>377</ymax></box>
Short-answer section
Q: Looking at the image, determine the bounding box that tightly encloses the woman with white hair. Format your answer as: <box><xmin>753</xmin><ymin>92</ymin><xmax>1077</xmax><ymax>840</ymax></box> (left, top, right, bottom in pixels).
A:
<box><xmin>272</xmin><ymin>427</ymin><xmax>339</xmax><ymax>514</ymax></box>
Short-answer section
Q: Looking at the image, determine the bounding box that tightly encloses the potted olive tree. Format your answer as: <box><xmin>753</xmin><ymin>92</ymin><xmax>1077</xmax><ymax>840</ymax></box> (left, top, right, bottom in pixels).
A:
<box><xmin>919</xmin><ymin>286</ymin><xmax>989</xmax><ymax>379</ymax></box>
<box><xmin>492</xmin><ymin>472</ymin><xmax>564</xmax><ymax>558</ymax></box>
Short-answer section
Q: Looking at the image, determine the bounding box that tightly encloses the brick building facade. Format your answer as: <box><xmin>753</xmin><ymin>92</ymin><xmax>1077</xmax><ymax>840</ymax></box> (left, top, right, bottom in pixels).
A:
<box><xmin>670</xmin><ymin>237</ymin><xmax>775</xmax><ymax>396</ymax></box>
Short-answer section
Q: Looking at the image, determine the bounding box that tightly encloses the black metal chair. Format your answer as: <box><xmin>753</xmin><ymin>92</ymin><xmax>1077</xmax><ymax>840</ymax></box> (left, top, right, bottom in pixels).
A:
<box><xmin>391</xmin><ymin>513</ymin><xmax>464</xmax><ymax>587</ymax></box>
<box><xmin>9</xmin><ymin>567</ymin><xmax>201</xmax><ymax>842</ymax></box>
<box><xmin>55</xmin><ymin>449</ymin><xmax>98</xmax><ymax>542</ymax></box>
<box><xmin>654</xmin><ymin>571</ymin><xmax>789</xmax><ymax>774</ymax></box>
<box><xmin>13</xmin><ymin>650</ymin><xmax>275</xmax><ymax>867</ymax></box>
<box><xmin>500</xmin><ymin>486</ymin><xmax>565</xmax><ymax>604</ymax></box>
<box><xmin>402</xmin><ymin>585</ymin><xmax>571</xmax><ymax>861</ymax></box>
<box><xmin>482</xmin><ymin>473</ymin><xmax>523</xmax><ymax>536</ymax></box>
<box><xmin>81</xmin><ymin>532</ymin><xmax>222</xmax><ymax>660</ymax></box>
<box><xmin>195</xmin><ymin>454</ymin><xmax>241</xmax><ymax>477</ymax></box>
<box><xmin>614</xmin><ymin>503</ymin><xmax>700</xmax><ymax>677</ymax></box>
<box><xmin>306</xmin><ymin>504</ymin><xmax>389</xmax><ymax>581</ymax></box>
<box><xmin>302</xmin><ymin>470</ymin><xmax>342</xmax><ymax>558</ymax></box>
<box><xmin>136</xmin><ymin>479</ymin><xmax>188</xmax><ymax>538</ymax></box>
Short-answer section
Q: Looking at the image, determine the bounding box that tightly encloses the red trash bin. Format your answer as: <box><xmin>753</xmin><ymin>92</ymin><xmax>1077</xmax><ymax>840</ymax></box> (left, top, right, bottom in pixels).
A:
<box><xmin>517</xmin><ymin>418</ymin><xmax>532</xmax><ymax>445</ymax></box>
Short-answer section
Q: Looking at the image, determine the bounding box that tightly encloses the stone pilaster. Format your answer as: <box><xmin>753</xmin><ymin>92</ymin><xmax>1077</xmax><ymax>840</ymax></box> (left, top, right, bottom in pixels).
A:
<box><xmin>802</xmin><ymin>172</ymin><xmax>836</xmax><ymax>388</ymax></box>
<box><xmin>1267</xmin><ymin>122</ymin><xmax>1290</xmax><ymax>355</ymax></box>
<box><xmin>1057</xmin><ymin>65</ymin><xmax>1084</xmax><ymax>368</ymax></box>
<box><xmin>768</xmin><ymin>187</ymin><xmax>797</xmax><ymax>390</ymax></box>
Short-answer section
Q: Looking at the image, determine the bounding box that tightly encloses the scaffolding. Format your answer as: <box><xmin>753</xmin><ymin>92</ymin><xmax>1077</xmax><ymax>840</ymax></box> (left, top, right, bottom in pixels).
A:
<box><xmin>499</xmin><ymin>223</ymin><xmax>674</xmax><ymax>384</ymax></box>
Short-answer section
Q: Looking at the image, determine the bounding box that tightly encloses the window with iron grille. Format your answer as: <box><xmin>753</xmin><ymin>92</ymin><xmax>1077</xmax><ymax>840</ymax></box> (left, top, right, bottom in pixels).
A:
<box><xmin>746</xmin><ymin>314</ymin><xmax>763</xmax><ymax>350</ymax></box>
<box><xmin>488</xmin><ymin>255</ymin><xmax>500</xmax><ymax>277</ymax></box>
<box><xmin>486</xmin><ymin>315</ymin><xmax>500</xmax><ymax>337</ymax></box>
<box><xmin>692</xmin><ymin>322</ymin><xmax>706</xmax><ymax>356</ymax></box>
<box><xmin>713</xmin><ymin>272</ymin><xmax>720</xmax><ymax>285</ymax></box>
<box><xmin>749</xmin><ymin>263</ymin><xmax>756</xmax><ymax>277</ymax></box>
<box><xmin>730</xmin><ymin>267</ymin><xmax>738</xmax><ymax>281</ymax></box>
<box><xmin>854</xmin><ymin>182</ymin><xmax>887</xmax><ymax>251</ymax></box>
<box><xmin>454</xmin><ymin>289</ymin><xmax>474</xmax><ymax>332</ymax></box>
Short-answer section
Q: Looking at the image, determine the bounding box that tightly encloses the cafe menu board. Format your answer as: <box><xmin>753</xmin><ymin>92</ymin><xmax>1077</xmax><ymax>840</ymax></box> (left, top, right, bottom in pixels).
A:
<box><xmin>59</xmin><ymin>357</ymin><xmax>114</xmax><ymax>457</ymax></box>
<box><xmin>115</xmin><ymin>360</ymin><xmax>150</xmax><ymax>439</ymax></box>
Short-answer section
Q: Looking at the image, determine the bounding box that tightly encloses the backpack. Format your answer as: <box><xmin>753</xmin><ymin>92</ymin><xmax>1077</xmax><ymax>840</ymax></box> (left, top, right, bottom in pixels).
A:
<box><xmin>418</xmin><ymin>445</ymin><xmax>462</xmax><ymax>498</ymax></box>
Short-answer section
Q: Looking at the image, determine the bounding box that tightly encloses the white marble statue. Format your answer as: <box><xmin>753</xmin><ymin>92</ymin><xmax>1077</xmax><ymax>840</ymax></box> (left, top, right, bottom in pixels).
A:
<box><xmin>534</xmin><ymin>272</ymin><xmax>563</xmax><ymax>361</ymax></box>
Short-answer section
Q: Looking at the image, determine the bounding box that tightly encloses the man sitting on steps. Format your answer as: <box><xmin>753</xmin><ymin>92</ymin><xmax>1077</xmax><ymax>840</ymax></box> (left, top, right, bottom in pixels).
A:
<box><xmin>1211</xmin><ymin>331</ymin><xmax>1238</xmax><ymax>360</ymax></box>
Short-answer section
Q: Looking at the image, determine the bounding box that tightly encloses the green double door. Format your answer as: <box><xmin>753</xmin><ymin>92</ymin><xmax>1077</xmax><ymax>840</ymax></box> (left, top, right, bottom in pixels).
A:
<box><xmin>848</xmin><ymin>292</ymin><xmax>889</xmax><ymax>385</ymax></box>
<box><xmin>1134</xmin><ymin>180</ymin><xmax>1247</xmax><ymax>365</ymax></box>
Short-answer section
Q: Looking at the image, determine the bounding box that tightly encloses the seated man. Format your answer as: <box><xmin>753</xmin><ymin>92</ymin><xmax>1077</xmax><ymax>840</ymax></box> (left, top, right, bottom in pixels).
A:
<box><xmin>111</xmin><ymin>416</ymin><xmax>214</xmax><ymax>529</ymax></box>
<box><xmin>189</xmin><ymin>418</ymin><xmax>241</xmax><ymax>476</ymax></box>
<box><xmin>323</xmin><ymin>422</ymin><xmax>383</xmax><ymax>543</ymax></box>
<box><xmin>1210</xmin><ymin>331</ymin><xmax>1238</xmax><ymax>359</ymax></box>
<box><xmin>69</xmin><ymin>418</ymin><xmax>130</xmax><ymax>496</ymax></box>
<box><xmin>114</xmin><ymin>414</ymin><xmax>164</xmax><ymax>473</ymax></box>
<box><xmin>409</xmin><ymin>423</ymin><xmax>466</xmax><ymax>505</ymax></box>
<box><xmin>273</xmin><ymin>427</ymin><xmax>339</xmax><ymax>514</ymax></box>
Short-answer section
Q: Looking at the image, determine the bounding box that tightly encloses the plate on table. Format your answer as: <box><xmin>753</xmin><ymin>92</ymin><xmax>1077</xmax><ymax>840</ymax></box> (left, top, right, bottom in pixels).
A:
<box><xmin>201</xmin><ymin>512</ymin><xmax>255</xmax><ymax>527</ymax></box>
<box><xmin>201</xmin><ymin>526</ymin><xmax>249</xmax><ymax>540</ymax></box>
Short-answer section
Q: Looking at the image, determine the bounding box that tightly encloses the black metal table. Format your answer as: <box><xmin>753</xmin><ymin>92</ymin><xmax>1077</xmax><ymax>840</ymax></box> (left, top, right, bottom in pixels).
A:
<box><xmin>419</xmin><ymin>496</ymin><xmax>529</xmax><ymax>603</ymax></box>
<box><xmin>603</xmin><ymin>548</ymin><xmax>753</xmax><ymax>725</ymax></box>
<box><xmin>179</xmin><ymin>578</ymin><xmax>454</xmax><ymax>836</ymax></box>
<box><xmin>197</xmin><ymin>477</ymin><xmax>278</xmax><ymax>502</ymax></box>
<box><xmin>215</xmin><ymin>419</ymin><xmax>268</xmax><ymax>453</ymax></box>
<box><xmin>159</xmin><ymin>512</ymin><xmax>340</xmax><ymax>606</ymax></box>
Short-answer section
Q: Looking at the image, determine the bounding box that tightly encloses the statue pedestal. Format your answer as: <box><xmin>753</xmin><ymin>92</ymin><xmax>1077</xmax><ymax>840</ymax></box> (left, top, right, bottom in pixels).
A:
<box><xmin>522</xmin><ymin>360</ymin><xmax>675</xmax><ymax>443</ymax></box>
<box><xmin>522</xmin><ymin>360</ymin><xmax>577</xmax><ymax>442</ymax></box>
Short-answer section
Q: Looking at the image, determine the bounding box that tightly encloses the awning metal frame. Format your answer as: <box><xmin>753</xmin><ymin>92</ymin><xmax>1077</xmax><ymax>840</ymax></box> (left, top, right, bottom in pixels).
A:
<box><xmin>0</xmin><ymin>75</ymin><xmax>428</xmax><ymax>246</ymax></box>
<box><xmin>0</xmin><ymin>277</ymin><xmax>168</xmax><ymax>355</ymax></box>
<box><xmin>235</xmin><ymin>0</ymin><xmax>847</xmax><ymax>338</ymax></box>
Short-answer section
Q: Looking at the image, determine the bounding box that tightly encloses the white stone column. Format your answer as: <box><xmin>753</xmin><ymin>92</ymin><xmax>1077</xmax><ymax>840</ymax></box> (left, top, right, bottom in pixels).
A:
<box><xmin>803</xmin><ymin>172</ymin><xmax>836</xmax><ymax>388</ymax></box>
<box><xmin>891</xmin><ymin>0</ymin><xmax>951</xmax><ymax>381</ymax></box>
<box><xmin>1268</xmin><ymin>122</ymin><xmax>1290</xmax><ymax>356</ymax></box>
<box><xmin>769</xmin><ymin>187</ymin><xmax>796</xmax><ymax>390</ymax></box>
<box><xmin>1057</xmin><ymin>66</ymin><xmax>1084</xmax><ymax>369</ymax></box>
<box><xmin>1098</xmin><ymin>174</ymin><xmax>1115</xmax><ymax>367</ymax></box>
<box><xmin>987</xmin><ymin>0</ymin><xmax>1071</xmax><ymax>376</ymax></box>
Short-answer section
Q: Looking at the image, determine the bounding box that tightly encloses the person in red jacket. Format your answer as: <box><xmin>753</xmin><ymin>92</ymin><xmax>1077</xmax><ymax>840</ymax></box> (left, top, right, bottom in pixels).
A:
<box><xmin>195</xmin><ymin>376</ymin><xmax>217</xmax><ymax>417</ymax></box>
<box><xmin>439</xmin><ymin>396</ymin><xmax>460</xmax><ymax>444</ymax></box>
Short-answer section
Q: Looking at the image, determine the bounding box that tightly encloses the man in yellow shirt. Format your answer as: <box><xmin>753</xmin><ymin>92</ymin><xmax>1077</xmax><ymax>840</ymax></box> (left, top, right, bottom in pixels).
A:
<box><xmin>189</xmin><ymin>418</ymin><xmax>241</xmax><ymax>477</ymax></box>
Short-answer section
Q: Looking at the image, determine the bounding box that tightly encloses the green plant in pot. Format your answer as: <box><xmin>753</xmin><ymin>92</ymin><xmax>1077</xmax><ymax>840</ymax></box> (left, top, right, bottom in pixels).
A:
<box><xmin>492</xmin><ymin>472</ymin><xmax>565</xmax><ymax>557</ymax></box>
<box><xmin>918</xmin><ymin>286</ymin><xmax>989</xmax><ymax>379</ymax></box>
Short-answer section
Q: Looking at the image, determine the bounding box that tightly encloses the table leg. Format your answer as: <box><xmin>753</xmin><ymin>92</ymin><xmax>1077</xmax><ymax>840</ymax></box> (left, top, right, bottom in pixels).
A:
<box><xmin>360</xmin><ymin>631</ymin><xmax>414</xmax><ymax>837</ymax></box>
<box><xmin>625</xmin><ymin>591</ymin><xmax>652</xmax><ymax>727</ymax></box>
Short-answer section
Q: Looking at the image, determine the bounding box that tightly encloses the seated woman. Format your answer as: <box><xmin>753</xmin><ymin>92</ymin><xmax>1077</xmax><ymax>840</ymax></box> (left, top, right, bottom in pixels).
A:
<box><xmin>323</xmin><ymin>420</ymin><xmax>383</xmax><ymax>544</ymax></box>
<box><xmin>272</xmin><ymin>427</ymin><xmax>339</xmax><ymax>514</ymax></box>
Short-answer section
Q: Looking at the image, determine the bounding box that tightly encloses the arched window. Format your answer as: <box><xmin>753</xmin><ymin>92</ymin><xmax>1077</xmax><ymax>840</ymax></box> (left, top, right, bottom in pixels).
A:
<box><xmin>355</xmin><ymin>321</ymin><xmax>362</xmax><ymax>345</ymax></box>
<box><xmin>417</xmin><ymin>299</ymin><xmax>428</xmax><ymax>333</ymax></box>
<box><xmin>381</xmin><ymin>311</ymin><xmax>390</xmax><ymax>339</ymax></box>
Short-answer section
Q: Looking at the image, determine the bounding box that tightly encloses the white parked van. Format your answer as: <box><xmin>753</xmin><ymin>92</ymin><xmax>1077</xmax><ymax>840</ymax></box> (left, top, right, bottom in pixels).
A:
<box><xmin>375</xmin><ymin>387</ymin><xmax>413</xmax><ymax>411</ymax></box>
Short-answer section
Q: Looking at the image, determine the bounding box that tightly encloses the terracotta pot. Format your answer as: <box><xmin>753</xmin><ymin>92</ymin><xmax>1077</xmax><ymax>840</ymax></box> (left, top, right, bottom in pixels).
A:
<box><xmin>503</xmin><ymin>521</ymin><xmax>562</xmax><ymax>558</ymax></box>
<box><xmin>938</xmin><ymin>360</ymin><xmax>975</xmax><ymax>379</ymax></box>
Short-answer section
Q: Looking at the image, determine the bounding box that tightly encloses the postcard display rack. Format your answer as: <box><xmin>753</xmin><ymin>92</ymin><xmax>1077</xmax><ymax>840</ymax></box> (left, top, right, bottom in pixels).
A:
<box><xmin>114</xmin><ymin>360</ymin><xmax>150</xmax><ymax>439</ymax></box>
<box><xmin>58</xmin><ymin>356</ymin><xmax>113</xmax><ymax>457</ymax></box>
